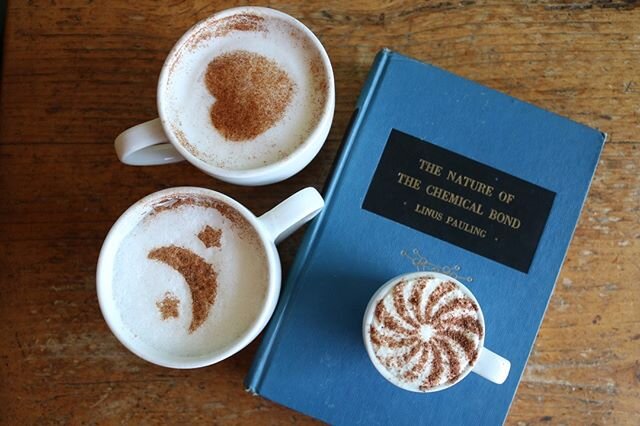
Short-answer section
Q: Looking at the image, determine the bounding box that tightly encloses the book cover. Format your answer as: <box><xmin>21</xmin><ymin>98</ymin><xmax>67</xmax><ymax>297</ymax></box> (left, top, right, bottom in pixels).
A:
<box><xmin>246</xmin><ymin>49</ymin><xmax>606</xmax><ymax>425</ymax></box>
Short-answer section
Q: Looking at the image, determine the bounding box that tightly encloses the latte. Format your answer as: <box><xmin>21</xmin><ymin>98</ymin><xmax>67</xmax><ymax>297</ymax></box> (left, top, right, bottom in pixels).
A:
<box><xmin>161</xmin><ymin>12</ymin><xmax>329</xmax><ymax>170</ymax></box>
<box><xmin>111</xmin><ymin>193</ymin><xmax>269</xmax><ymax>358</ymax></box>
<box><xmin>366</xmin><ymin>275</ymin><xmax>484</xmax><ymax>391</ymax></box>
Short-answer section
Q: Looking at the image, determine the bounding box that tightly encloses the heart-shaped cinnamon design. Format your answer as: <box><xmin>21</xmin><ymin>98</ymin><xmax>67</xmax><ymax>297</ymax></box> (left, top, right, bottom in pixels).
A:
<box><xmin>205</xmin><ymin>50</ymin><xmax>296</xmax><ymax>141</ymax></box>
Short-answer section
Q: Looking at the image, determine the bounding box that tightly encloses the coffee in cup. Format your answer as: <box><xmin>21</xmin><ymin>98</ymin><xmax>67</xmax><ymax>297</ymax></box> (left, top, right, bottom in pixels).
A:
<box><xmin>363</xmin><ymin>272</ymin><xmax>510</xmax><ymax>392</ymax></box>
<box><xmin>115</xmin><ymin>7</ymin><xmax>335</xmax><ymax>186</ymax></box>
<box><xmin>97</xmin><ymin>187</ymin><xmax>324</xmax><ymax>368</ymax></box>
<box><xmin>111</xmin><ymin>193</ymin><xmax>269</xmax><ymax>358</ymax></box>
<box><xmin>164</xmin><ymin>12</ymin><xmax>330</xmax><ymax>170</ymax></box>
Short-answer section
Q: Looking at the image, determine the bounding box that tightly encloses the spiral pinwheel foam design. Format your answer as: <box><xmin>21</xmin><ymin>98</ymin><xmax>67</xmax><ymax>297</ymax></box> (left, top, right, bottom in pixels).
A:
<box><xmin>368</xmin><ymin>276</ymin><xmax>483</xmax><ymax>391</ymax></box>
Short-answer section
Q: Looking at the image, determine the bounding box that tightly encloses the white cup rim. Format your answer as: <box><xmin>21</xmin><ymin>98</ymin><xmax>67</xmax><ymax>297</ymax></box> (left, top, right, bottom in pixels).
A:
<box><xmin>96</xmin><ymin>187</ymin><xmax>281</xmax><ymax>368</ymax></box>
<box><xmin>156</xmin><ymin>6</ymin><xmax>335</xmax><ymax>184</ymax></box>
<box><xmin>362</xmin><ymin>271</ymin><xmax>486</xmax><ymax>393</ymax></box>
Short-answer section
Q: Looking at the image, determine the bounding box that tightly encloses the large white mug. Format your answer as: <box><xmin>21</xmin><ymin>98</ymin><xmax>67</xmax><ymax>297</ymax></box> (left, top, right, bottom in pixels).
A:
<box><xmin>363</xmin><ymin>272</ymin><xmax>510</xmax><ymax>392</ymax></box>
<box><xmin>97</xmin><ymin>187</ymin><xmax>323</xmax><ymax>368</ymax></box>
<box><xmin>115</xmin><ymin>6</ymin><xmax>335</xmax><ymax>186</ymax></box>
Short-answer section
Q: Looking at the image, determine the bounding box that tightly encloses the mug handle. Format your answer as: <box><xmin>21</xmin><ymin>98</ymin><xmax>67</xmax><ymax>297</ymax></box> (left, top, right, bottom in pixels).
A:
<box><xmin>114</xmin><ymin>118</ymin><xmax>185</xmax><ymax>165</ymax></box>
<box><xmin>472</xmin><ymin>347</ymin><xmax>511</xmax><ymax>384</ymax></box>
<box><xmin>258</xmin><ymin>187</ymin><xmax>324</xmax><ymax>244</ymax></box>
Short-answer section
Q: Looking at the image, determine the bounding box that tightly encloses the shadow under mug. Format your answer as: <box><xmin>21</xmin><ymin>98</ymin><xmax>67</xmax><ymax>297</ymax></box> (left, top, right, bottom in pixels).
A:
<box><xmin>97</xmin><ymin>186</ymin><xmax>324</xmax><ymax>368</ymax></box>
<box><xmin>114</xmin><ymin>6</ymin><xmax>335</xmax><ymax>186</ymax></box>
<box><xmin>363</xmin><ymin>272</ymin><xmax>511</xmax><ymax>392</ymax></box>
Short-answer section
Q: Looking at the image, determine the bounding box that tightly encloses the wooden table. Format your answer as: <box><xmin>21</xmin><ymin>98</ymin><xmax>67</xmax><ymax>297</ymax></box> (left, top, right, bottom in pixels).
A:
<box><xmin>1</xmin><ymin>1</ymin><xmax>638</xmax><ymax>424</ymax></box>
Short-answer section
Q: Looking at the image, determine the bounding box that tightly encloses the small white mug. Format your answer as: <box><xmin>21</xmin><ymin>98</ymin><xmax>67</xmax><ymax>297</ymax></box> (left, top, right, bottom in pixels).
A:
<box><xmin>97</xmin><ymin>186</ymin><xmax>323</xmax><ymax>368</ymax></box>
<box><xmin>114</xmin><ymin>6</ymin><xmax>335</xmax><ymax>186</ymax></box>
<box><xmin>363</xmin><ymin>272</ymin><xmax>510</xmax><ymax>392</ymax></box>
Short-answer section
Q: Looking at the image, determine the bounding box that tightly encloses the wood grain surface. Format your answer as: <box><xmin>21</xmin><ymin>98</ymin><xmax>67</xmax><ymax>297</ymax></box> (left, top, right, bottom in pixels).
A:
<box><xmin>1</xmin><ymin>1</ymin><xmax>638</xmax><ymax>424</ymax></box>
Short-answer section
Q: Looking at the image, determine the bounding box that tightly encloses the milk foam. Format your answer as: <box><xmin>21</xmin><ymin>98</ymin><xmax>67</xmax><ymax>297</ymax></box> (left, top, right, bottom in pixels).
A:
<box><xmin>162</xmin><ymin>12</ymin><xmax>328</xmax><ymax>170</ymax></box>
<box><xmin>111</xmin><ymin>197</ymin><xmax>268</xmax><ymax>358</ymax></box>
<box><xmin>368</xmin><ymin>275</ymin><xmax>483</xmax><ymax>391</ymax></box>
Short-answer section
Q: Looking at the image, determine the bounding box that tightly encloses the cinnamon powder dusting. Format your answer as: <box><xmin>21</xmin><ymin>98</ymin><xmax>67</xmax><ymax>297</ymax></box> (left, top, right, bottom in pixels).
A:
<box><xmin>148</xmin><ymin>195</ymin><xmax>257</xmax><ymax>243</ymax></box>
<box><xmin>156</xmin><ymin>292</ymin><xmax>180</xmax><ymax>320</ymax></box>
<box><xmin>205</xmin><ymin>50</ymin><xmax>296</xmax><ymax>141</ymax></box>
<box><xmin>188</xmin><ymin>14</ymin><xmax>266</xmax><ymax>49</ymax></box>
<box><xmin>392</xmin><ymin>281</ymin><xmax>420</xmax><ymax>328</ymax></box>
<box><xmin>422</xmin><ymin>342</ymin><xmax>445</xmax><ymax>390</ymax></box>
<box><xmin>198</xmin><ymin>225</ymin><xmax>222</xmax><ymax>248</ymax></box>
<box><xmin>434</xmin><ymin>337</ymin><xmax>462</xmax><ymax>382</ymax></box>
<box><xmin>148</xmin><ymin>245</ymin><xmax>218</xmax><ymax>333</ymax></box>
<box><xmin>369</xmin><ymin>278</ymin><xmax>484</xmax><ymax>390</ymax></box>
<box><xmin>375</xmin><ymin>300</ymin><xmax>416</xmax><ymax>336</ymax></box>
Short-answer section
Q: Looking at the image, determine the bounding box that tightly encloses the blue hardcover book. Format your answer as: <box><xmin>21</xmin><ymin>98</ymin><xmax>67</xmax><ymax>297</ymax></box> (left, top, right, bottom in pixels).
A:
<box><xmin>246</xmin><ymin>49</ymin><xmax>605</xmax><ymax>425</ymax></box>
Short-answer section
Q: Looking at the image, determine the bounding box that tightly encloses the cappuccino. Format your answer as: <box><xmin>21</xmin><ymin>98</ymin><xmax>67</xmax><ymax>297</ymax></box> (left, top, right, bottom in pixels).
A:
<box><xmin>161</xmin><ymin>12</ymin><xmax>329</xmax><ymax>170</ymax></box>
<box><xmin>111</xmin><ymin>193</ymin><xmax>269</xmax><ymax>358</ymax></box>
<box><xmin>366</xmin><ymin>275</ymin><xmax>484</xmax><ymax>391</ymax></box>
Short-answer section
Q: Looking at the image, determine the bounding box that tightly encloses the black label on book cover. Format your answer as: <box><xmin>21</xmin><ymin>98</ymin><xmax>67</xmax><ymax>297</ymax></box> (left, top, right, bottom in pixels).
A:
<box><xmin>363</xmin><ymin>130</ymin><xmax>555</xmax><ymax>273</ymax></box>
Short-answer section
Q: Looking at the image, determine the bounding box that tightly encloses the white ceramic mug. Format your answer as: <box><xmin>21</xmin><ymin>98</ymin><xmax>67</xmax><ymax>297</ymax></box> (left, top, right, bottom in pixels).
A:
<box><xmin>363</xmin><ymin>272</ymin><xmax>510</xmax><ymax>391</ymax></box>
<box><xmin>114</xmin><ymin>6</ymin><xmax>335</xmax><ymax>186</ymax></box>
<box><xmin>97</xmin><ymin>187</ymin><xmax>323</xmax><ymax>368</ymax></box>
